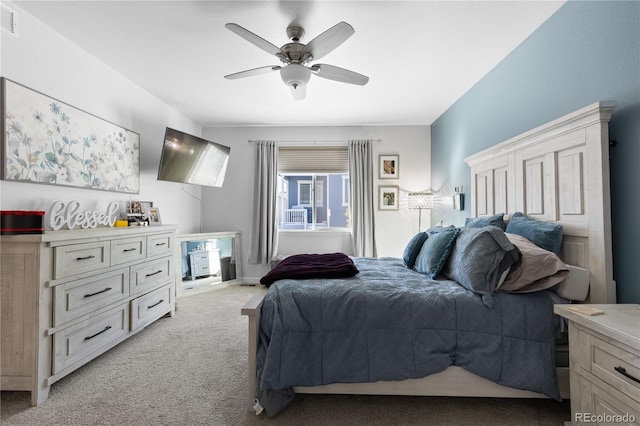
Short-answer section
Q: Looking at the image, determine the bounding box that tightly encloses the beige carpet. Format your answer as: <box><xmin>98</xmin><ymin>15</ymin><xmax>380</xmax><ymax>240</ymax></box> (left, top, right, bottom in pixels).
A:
<box><xmin>1</xmin><ymin>284</ymin><xmax>570</xmax><ymax>425</ymax></box>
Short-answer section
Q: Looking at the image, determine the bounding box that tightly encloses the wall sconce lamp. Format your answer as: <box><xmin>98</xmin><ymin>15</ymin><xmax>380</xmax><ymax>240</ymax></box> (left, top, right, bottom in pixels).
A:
<box><xmin>408</xmin><ymin>192</ymin><xmax>434</xmax><ymax>231</ymax></box>
<box><xmin>453</xmin><ymin>186</ymin><xmax>465</xmax><ymax>211</ymax></box>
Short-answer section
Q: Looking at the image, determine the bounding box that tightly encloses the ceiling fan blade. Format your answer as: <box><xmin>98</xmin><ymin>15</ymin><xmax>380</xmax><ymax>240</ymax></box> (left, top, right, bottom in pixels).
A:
<box><xmin>290</xmin><ymin>83</ymin><xmax>306</xmax><ymax>101</ymax></box>
<box><xmin>224</xmin><ymin>65</ymin><xmax>281</xmax><ymax>80</ymax></box>
<box><xmin>225</xmin><ymin>23</ymin><xmax>283</xmax><ymax>56</ymax></box>
<box><xmin>303</xmin><ymin>22</ymin><xmax>354</xmax><ymax>61</ymax></box>
<box><xmin>310</xmin><ymin>64</ymin><xmax>369</xmax><ymax>86</ymax></box>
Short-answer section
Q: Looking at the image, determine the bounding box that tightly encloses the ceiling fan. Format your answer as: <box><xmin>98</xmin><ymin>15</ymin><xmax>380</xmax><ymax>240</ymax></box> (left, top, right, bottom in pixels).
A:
<box><xmin>224</xmin><ymin>21</ymin><xmax>369</xmax><ymax>100</ymax></box>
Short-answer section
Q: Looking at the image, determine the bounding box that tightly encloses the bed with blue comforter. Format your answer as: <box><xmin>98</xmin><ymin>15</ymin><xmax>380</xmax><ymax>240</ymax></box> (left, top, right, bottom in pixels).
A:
<box><xmin>255</xmin><ymin>256</ymin><xmax>562</xmax><ymax>416</ymax></box>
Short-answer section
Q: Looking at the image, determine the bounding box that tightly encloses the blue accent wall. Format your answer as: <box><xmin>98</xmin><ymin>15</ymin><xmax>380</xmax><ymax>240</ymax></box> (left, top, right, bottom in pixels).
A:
<box><xmin>431</xmin><ymin>1</ymin><xmax>640</xmax><ymax>303</ymax></box>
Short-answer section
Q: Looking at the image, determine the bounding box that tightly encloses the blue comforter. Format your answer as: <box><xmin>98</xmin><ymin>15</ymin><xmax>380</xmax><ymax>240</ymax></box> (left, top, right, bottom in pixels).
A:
<box><xmin>256</xmin><ymin>257</ymin><xmax>561</xmax><ymax>416</ymax></box>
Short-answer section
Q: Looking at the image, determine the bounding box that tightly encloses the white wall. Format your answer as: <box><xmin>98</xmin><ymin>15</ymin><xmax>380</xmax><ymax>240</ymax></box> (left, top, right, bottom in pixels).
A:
<box><xmin>0</xmin><ymin>3</ymin><xmax>202</xmax><ymax>235</ymax></box>
<box><xmin>200</xmin><ymin>125</ymin><xmax>430</xmax><ymax>282</ymax></box>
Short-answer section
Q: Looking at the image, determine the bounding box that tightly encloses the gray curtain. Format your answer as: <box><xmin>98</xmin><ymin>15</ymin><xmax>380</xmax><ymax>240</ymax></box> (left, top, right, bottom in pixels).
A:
<box><xmin>348</xmin><ymin>139</ymin><xmax>377</xmax><ymax>257</ymax></box>
<box><xmin>248</xmin><ymin>140</ymin><xmax>279</xmax><ymax>265</ymax></box>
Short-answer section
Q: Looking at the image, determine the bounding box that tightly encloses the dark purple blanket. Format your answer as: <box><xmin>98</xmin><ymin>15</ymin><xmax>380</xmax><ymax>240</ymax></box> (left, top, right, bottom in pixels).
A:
<box><xmin>260</xmin><ymin>252</ymin><xmax>359</xmax><ymax>286</ymax></box>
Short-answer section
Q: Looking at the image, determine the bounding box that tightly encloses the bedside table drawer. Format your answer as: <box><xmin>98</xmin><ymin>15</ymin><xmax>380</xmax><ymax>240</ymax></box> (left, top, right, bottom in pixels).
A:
<box><xmin>591</xmin><ymin>336</ymin><xmax>640</xmax><ymax>403</ymax></box>
<box><xmin>591</xmin><ymin>379</ymin><xmax>640</xmax><ymax>425</ymax></box>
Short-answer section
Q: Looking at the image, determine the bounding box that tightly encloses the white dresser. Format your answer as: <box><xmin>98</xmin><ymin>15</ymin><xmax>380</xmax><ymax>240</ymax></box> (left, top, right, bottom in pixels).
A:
<box><xmin>554</xmin><ymin>304</ymin><xmax>640</xmax><ymax>425</ymax></box>
<box><xmin>0</xmin><ymin>225</ymin><xmax>177</xmax><ymax>406</ymax></box>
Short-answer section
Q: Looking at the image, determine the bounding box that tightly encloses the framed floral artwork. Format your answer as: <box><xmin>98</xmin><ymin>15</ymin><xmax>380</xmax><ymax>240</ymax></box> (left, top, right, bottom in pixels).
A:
<box><xmin>379</xmin><ymin>154</ymin><xmax>399</xmax><ymax>179</ymax></box>
<box><xmin>1</xmin><ymin>78</ymin><xmax>140</xmax><ymax>193</ymax></box>
<box><xmin>379</xmin><ymin>185</ymin><xmax>399</xmax><ymax>210</ymax></box>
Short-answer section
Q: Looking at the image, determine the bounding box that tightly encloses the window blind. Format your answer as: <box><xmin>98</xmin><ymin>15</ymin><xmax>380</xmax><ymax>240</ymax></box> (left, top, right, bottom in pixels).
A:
<box><xmin>278</xmin><ymin>146</ymin><xmax>349</xmax><ymax>173</ymax></box>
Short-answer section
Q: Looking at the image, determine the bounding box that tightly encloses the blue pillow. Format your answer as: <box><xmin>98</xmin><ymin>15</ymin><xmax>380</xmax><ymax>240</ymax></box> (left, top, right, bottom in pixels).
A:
<box><xmin>442</xmin><ymin>226</ymin><xmax>521</xmax><ymax>296</ymax></box>
<box><xmin>465</xmin><ymin>213</ymin><xmax>505</xmax><ymax>230</ymax></box>
<box><xmin>414</xmin><ymin>227</ymin><xmax>460</xmax><ymax>278</ymax></box>
<box><xmin>402</xmin><ymin>232</ymin><xmax>428</xmax><ymax>268</ymax></box>
<box><xmin>505</xmin><ymin>212</ymin><xmax>563</xmax><ymax>254</ymax></box>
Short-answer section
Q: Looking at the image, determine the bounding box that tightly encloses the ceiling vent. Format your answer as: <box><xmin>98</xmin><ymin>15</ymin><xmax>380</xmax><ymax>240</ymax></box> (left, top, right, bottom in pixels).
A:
<box><xmin>1</xmin><ymin>5</ymin><xmax>18</xmax><ymax>38</ymax></box>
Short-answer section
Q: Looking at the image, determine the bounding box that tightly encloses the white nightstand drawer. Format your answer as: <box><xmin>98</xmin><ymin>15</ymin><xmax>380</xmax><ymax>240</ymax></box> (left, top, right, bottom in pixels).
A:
<box><xmin>130</xmin><ymin>257</ymin><xmax>172</xmax><ymax>295</ymax></box>
<box><xmin>52</xmin><ymin>304</ymin><xmax>129</xmax><ymax>374</ymax></box>
<box><xmin>131</xmin><ymin>284</ymin><xmax>172</xmax><ymax>331</ymax></box>
<box><xmin>111</xmin><ymin>237</ymin><xmax>146</xmax><ymax>265</ymax></box>
<box><xmin>591</xmin><ymin>336</ymin><xmax>640</xmax><ymax>403</ymax></box>
<box><xmin>54</xmin><ymin>241</ymin><xmax>111</xmax><ymax>279</ymax></box>
<box><xmin>53</xmin><ymin>267</ymin><xmax>129</xmax><ymax>326</ymax></box>
<box><xmin>591</xmin><ymin>380</ymin><xmax>640</xmax><ymax>425</ymax></box>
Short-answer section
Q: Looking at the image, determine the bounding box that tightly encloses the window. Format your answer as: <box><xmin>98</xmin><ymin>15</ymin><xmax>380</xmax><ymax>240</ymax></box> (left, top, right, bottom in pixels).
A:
<box><xmin>277</xmin><ymin>145</ymin><xmax>349</xmax><ymax>230</ymax></box>
<box><xmin>342</xmin><ymin>176</ymin><xmax>350</xmax><ymax>206</ymax></box>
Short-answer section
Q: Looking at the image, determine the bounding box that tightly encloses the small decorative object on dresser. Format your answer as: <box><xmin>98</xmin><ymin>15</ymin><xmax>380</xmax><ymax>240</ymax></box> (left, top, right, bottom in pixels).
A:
<box><xmin>554</xmin><ymin>304</ymin><xmax>640</xmax><ymax>425</ymax></box>
<box><xmin>147</xmin><ymin>207</ymin><xmax>162</xmax><ymax>225</ymax></box>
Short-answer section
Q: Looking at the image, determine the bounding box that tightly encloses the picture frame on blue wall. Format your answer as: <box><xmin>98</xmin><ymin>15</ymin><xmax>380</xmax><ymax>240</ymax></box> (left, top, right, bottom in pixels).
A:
<box><xmin>1</xmin><ymin>77</ymin><xmax>140</xmax><ymax>193</ymax></box>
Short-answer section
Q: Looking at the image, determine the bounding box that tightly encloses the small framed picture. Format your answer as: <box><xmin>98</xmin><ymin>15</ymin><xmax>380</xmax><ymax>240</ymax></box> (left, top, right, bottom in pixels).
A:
<box><xmin>147</xmin><ymin>207</ymin><xmax>162</xmax><ymax>225</ymax></box>
<box><xmin>379</xmin><ymin>185</ymin><xmax>399</xmax><ymax>210</ymax></box>
<box><xmin>379</xmin><ymin>154</ymin><xmax>399</xmax><ymax>179</ymax></box>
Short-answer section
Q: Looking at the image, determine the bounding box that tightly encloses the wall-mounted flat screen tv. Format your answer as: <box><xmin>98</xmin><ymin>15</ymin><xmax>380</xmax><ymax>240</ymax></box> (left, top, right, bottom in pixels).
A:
<box><xmin>157</xmin><ymin>127</ymin><xmax>230</xmax><ymax>187</ymax></box>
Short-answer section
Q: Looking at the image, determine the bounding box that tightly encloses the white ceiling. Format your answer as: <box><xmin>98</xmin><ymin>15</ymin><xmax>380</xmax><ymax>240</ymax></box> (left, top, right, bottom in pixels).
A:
<box><xmin>15</xmin><ymin>1</ymin><xmax>565</xmax><ymax>127</ymax></box>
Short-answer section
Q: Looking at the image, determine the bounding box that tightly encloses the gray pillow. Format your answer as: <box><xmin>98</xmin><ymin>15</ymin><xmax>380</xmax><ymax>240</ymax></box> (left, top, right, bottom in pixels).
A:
<box><xmin>498</xmin><ymin>233</ymin><xmax>569</xmax><ymax>293</ymax></box>
<box><xmin>413</xmin><ymin>227</ymin><xmax>460</xmax><ymax>279</ymax></box>
<box><xmin>442</xmin><ymin>226</ymin><xmax>521</xmax><ymax>295</ymax></box>
<box><xmin>465</xmin><ymin>213</ymin><xmax>505</xmax><ymax>230</ymax></box>
<box><xmin>402</xmin><ymin>232</ymin><xmax>428</xmax><ymax>268</ymax></box>
<box><xmin>505</xmin><ymin>212</ymin><xmax>563</xmax><ymax>254</ymax></box>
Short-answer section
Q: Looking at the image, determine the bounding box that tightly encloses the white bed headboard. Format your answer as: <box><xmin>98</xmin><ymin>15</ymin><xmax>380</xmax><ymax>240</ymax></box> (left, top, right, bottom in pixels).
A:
<box><xmin>465</xmin><ymin>102</ymin><xmax>616</xmax><ymax>304</ymax></box>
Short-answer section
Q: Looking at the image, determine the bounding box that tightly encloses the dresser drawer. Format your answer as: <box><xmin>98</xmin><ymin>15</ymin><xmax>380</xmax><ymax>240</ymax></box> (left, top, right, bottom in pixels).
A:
<box><xmin>130</xmin><ymin>257</ymin><xmax>172</xmax><ymax>295</ymax></box>
<box><xmin>52</xmin><ymin>304</ymin><xmax>129</xmax><ymax>374</ymax></box>
<box><xmin>54</xmin><ymin>241</ymin><xmax>111</xmax><ymax>279</ymax></box>
<box><xmin>590</xmin><ymin>379</ymin><xmax>640</xmax><ymax>425</ymax></box>
<box><xmin>193</xmin><ymin>263</ymin><xmax>213</xmax><ymax>276</ymax></box>
<box><xmin>131</xmin><ymin>284</ymin><xmax>173</xmax><ymax>331</ymax></box>
<box><xmin>147</xmin><ymin>233</ymin><xmax>173</xmax><ymax>258</ymax></box>
<box><xmin>53</xmin><ymin>268</ymin><xmax>129</xmax><ymax>327</ymax></box>
<box><xmin>591</xmin><ymin>336</ymin><xmax>640</xmax><ymax>403</ymax></box>
<box><xmin>111</xmin><ymin>237</ymin><xmax>146</xmax><ymax>266</ymax></box>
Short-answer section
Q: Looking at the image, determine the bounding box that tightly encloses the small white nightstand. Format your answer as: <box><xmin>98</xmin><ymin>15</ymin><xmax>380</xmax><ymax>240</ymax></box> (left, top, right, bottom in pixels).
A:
<box><xmin>188</xmin><ymin>248</ymin><xmax>221</xmax><ymax>280</ymax></box>
<box><xmin>554</xmin><ymin>304</ymin><xmax>640</xmax><ymax>425</ymax></box>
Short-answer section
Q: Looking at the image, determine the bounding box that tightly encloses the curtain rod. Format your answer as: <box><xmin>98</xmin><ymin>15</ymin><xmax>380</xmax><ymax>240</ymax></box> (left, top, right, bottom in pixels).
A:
<box><xmin>248</xmin><ymin>138</ymin><xmax>382</xmax><ymax>145</ymax></box>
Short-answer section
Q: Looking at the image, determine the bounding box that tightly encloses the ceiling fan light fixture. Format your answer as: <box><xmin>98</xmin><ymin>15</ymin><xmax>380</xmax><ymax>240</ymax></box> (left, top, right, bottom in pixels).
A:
<box><xmin>280</xmin><ymin>64</ymin><xmax>311</xmax><ymax>90</ymax></box>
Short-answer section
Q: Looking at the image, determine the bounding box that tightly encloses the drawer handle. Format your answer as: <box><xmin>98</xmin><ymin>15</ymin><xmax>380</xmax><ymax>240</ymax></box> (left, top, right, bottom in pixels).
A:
<box><xmin>145</xmin><ymin>270</ymin><xmax>163</xmax><ymax>277</ymax></box>
<box><xmin>614</xmin><ymin>366</ymin><xmax>640</xmax><ymax>384</ymax></box>
<box><xmin>84</xmin><ymin>287</ymin><xmax>112</xmax><ymax>298</ymax></box>
<box><xmin>76</xmin><ymin>255</ymin><xmax>96</xmax><ymax>261</ymax></box>
<box><xmin>147</xmin><ymin>299</ymin><xmax>165</xmax><ymax>309</ymax></box>
<box><xmin>155</xmin><ymin>242</ymin><xmax>166</xmax><ymax>246</ymax></box>
<box><xmin>123</xmin><ymin>248</ymin><xmax>137</xmax><ymax>252</ymax></box>
<box><xmin>84</xmin><ymin>325</ymin><xmax>112</xmax><ymax>341</ymax></box>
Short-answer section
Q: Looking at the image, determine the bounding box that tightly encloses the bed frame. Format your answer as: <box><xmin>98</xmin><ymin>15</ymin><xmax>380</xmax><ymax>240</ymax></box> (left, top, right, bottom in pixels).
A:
<box><xmin>241</xmin><ymin>101</ymin><xmax>616</xmax><ymax>410</ymax></box>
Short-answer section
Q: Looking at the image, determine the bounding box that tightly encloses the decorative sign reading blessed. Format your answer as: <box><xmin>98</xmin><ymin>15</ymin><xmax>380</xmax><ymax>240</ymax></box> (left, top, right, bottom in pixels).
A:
<box><xmin>50</xmin><ymin>201</ymin><xmax>119</xmax><ymax>231</ymax></box>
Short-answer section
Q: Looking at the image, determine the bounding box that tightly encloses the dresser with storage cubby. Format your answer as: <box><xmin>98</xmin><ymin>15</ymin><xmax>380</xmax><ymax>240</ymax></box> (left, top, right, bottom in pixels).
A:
<box><xmin>0</xmin><ymin>225</ymin><xmax>177</xmax><ymax>406</ymax></box>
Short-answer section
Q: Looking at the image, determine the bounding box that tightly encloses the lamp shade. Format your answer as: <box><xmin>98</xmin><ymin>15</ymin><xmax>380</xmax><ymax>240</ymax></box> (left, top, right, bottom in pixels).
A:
<box><xmin>408</xmin><ymin>192</ymin><xmax>434</xmax><ymax>209</ymax></box>
<box><xmin>280</xmin><ymin>64</ymin><xmax>311</xmax><ymax>89</ymax></box>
